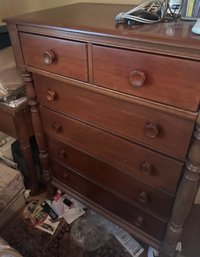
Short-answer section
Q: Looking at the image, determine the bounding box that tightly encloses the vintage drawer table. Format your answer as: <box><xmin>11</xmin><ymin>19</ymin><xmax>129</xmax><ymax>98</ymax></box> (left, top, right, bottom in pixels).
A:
<box><xmin>0</xmin><ymin>102</ymin><xmax>38</xmax><ymax>194</ymax></box>
<box><xmin>4</xmin><ymin>3</ymin><xmax>200</xmax><ymax>256</ymax></box>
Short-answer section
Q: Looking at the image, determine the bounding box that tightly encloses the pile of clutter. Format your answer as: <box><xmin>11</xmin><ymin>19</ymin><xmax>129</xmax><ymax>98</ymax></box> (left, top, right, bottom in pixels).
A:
<box><xmin>0</xmin><ymin>63</ymin><xmax>26</xmax><ymax>108</ymax></box>
<box><xmin>23</xmin><ymin>189</ymin><xmax>145</xmax><ymax>257</ymax></box>
<box><xmin>0</xmin><ymin>133</ymin><xmax>17</xmax><ymax>169</ymax></box>
<box><xmin>23</xmin><ymin>189</ymin><xmax>86</xmax><ymax>235</ymax></box>
<box><xmin>0</xmin><ymin>26</ymin><xmax>27</xmax><ymax>108</ymax></box>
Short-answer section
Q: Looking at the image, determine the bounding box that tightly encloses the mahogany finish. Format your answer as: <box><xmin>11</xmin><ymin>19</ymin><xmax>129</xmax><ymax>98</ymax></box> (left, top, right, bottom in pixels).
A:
<box><xmin>20</xmin><ymin>33</ymin><xmax>88</xmax><ymax>82</ymax></box>
<box><xmin>34</xmin><ymin>75</ymin><xmax>195</xmax><ymax>159</ymax></box>
<box><xmin>52</xmin><ymin>161</ymin><xmax>167</xmax><ymax>241</ymax></box>
<box><xmin>93</xmin><ymin>46</ymin><xmax>200</xmax><ymax>111</ymax></box>
<box><xmin>47</xmin><ymin>138</ymin><xmax>174</xmax><ymax>218</ymax></box>
<box><xmin>4</xmin><ymin>3</ymin><xmax>200</xmax><ymax>257</ymax></box>
<box><xmin>4</xmin><ymin>4</ymin><xmax>200</xmax><ymax>54</ymax></box>
<box><xmin>47</xmin><ymin>136</ymin><xmax>182</xmax><ymax>194</ymax></box>
<box><xmin>42</xmin><ymin>107</ymin><xmax>183</xmax><ymax>192</ymax></box>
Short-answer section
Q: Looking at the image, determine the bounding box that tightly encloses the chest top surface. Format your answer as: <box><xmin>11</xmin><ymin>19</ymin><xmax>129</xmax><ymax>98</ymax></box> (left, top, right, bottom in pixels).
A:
<box><xmin>4</xmin><ymin>3</ymin><xmax>200</xmax><ymax>59</ymax></box>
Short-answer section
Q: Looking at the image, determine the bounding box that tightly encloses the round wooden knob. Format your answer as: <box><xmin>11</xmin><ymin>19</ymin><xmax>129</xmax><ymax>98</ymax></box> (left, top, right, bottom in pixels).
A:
<box><xmin>129</xmin><ymin>71</ymin><xmax>145</xmax><ymax>87</ymax></box>
<box><xmin>51</xmin><ymin>122</ymin><xmax>61</xmax><ymax>133</ymax></box>
<box><xmin>57</xmin><ymin>149</ymin><xmax>66</xmax><ymax>159</ymax></box>
<box><xmin>46</xmin><ymin>89</ymin><xmax>56</xmax><ymax>101</ymax></box>
<box><xmin>134</xmin><ymin>216</ymin><xmax>144</xmax><ymax>228</ymax></box>
<box><xmin>144</xmin><ymin>122</ymin><xmax>159</xmax><ymax>138</ymax></box>
<box><xmin>140</xmin><ymin>162</ymin><xmax>153</xmax><ymax>176</ymax></box>
<box><xmin>43</xmin><ymin>50</ymin><xmax>55</xmax><ymax>64</ymax></box>
<box><xmin>63</xmin><ymin>173</ymin><xmax>69</xmax><ymax>179</ymax></box>
<box><xmin>138</xmin><ymin>191</ymin><xmax>148</xmax><ymax>204</ymax></box>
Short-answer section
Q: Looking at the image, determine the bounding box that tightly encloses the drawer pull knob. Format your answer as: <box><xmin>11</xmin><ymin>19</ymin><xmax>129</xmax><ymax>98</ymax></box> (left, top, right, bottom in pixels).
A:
<box><xmin>63</xmin><ymin>173</ymin><xmax>69</xmax><ymax>179</ymax></box>
<box><xmin>47</xmin><ymin>89</ymin><xmax>56</xmax><ymax>101</ymax></box>
<box><xmin>43</xmin><ymin>50</ymin><xmax>55</xmax><ymax>64</ymax></box>
<box><xmin>134</xmin><ymin>216</ymin><xmax>144</xmax><ymax>228</ymax></box>
<box><xmin>129</xmin><ymin>71</ymin><xmax>145</xmax><ymax>87</ymax></box>
<box><xmin>144</xmin><ymin>122</ymin><xmax>159</xmax><ymax>138</ymax></box>
<box><xmin>140</xmin><ymin>162</ymin><xmax>153</xmax><ymax>176</ymax></box>
<box><xmin>58</xmin><ymin>149</ymin><xmax>66</xmax><ymax>159</ymax></box>
<box><xmin>138</xmin><ymin>191</ymin><xmax>148</xmax><ymax>204</ymax></box>
<box><xmin>51</xmin><ymin>122</ymin><xmax>61</xmax><ymax>133</ymax></box>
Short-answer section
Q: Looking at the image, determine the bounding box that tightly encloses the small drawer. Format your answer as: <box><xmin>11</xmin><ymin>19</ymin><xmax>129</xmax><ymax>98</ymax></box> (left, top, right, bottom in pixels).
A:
<box><xmin>93</xmin><ymin>45</ymin><xmax>200</xmax><ymax>111</ymax></box>
<box><xmin>48</xmin><ymin>136</ymin><xmax>174</xmax><ymax>218</ymax></box>
<box><xmin>0</xmin><ymin>104</ymin><xmax>32</xmax><ymax>139</ymax></box>
<box><xmin>52</xmin><ymin>161</ymin><xmax>167</xmax><ymax>241</ymax></box>
<box><xmin>36</xmin><ymin>75</ymin><xmax>195</xmax><ymax>159</ymax></box>
<box><xmin>20</xmin><ymin>33</ymin><xmax>88</xmax><ymax>82</ymax></box>
<box><xmin>42</xmin><ymin>108</ymin><xmax>183</xmax><ymax>195</ymax></box>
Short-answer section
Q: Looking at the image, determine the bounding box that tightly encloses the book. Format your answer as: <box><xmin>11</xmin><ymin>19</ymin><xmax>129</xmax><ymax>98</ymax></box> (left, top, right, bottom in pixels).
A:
<box><xmin>192</xmin><ymin>0</ymin><xmax>200</xmax><ymax>17</ymax></box>
<box><xmin>114</xmin><ymin>227</ymin><xmax>144</xmax><ymax>257</ymax></box>
<box><xmin>186</xmin><ymin>0</ymin><xmax>196</xmax><ymax>17</ymax></box>
<box><xmin>181</xmin><ymin>0</ymin><xmax>199</xmax><ymax>19</ymax></box>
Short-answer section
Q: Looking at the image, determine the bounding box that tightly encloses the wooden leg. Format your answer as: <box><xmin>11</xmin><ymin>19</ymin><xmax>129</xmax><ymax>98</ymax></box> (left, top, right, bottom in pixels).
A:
<box><xmin>160</xmin><ymin>113</ymin><xmax>200</xmax><ymax>257</ymax></box>
<box><xmin>23</xmin><ymin>71</ymin><xmax>54</xmax><ymax>196</ymax></box>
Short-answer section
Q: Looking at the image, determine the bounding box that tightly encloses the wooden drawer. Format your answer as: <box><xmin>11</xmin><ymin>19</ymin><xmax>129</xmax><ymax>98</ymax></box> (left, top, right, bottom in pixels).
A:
<box><xmin>48</xmin><ymin>136</ymin><xmax>174</xmax><ymax>218</ymax></box>
<box><xmin>19</xmin><ymin>33</ymin><xmax>88</xmax><ymax>82</ymax></box>
<box><xmin>93</xmin><ymin>45</ymin><xmax>200</xmax><ymax>111</ymax></box>
<box><xmin>0</xmin><ymin>103</ymin><xmax>32</xmax><ymax>139</ymax></box>
<box><xmin>42</xmin><ymin>108</ymin><xmax>183</xmax><ymax>195</ymax></box>
<box><xmin>47</xmin><ymin>136</ymin><xmax>182</xmax><ymax>195</ymax></box>
<box><xmin>52</xmin><ymin>161</ymin><xmax>167</xmax><ymax>241</ymax></box>
<box><xmin>35</xmin><ymin>75</ymin><xmax>195</xmax><ymax>159</ymax></box>
<box><xmin>0</xmin><ymin>108</ymin><xmax>18</xmax><ymax>138</ymax></box>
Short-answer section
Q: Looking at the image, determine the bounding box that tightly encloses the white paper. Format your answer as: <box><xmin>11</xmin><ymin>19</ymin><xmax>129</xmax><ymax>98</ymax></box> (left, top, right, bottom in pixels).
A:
<box><xmin>35</xmin><ymin>215</ymin><xmax>60</xmax><ymax>235</ymax></box>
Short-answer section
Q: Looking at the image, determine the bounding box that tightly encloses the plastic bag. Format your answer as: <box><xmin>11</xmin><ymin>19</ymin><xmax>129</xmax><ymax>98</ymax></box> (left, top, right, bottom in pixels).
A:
<box><xmin>0</xmin><ymin>47</ymin><xmax>15</xmax><ymax>73</ymax></box>
<box><xmin>0</xmin><ymin>67</ymin><xmax>24</xmax><ymax>97</ymax></box>
<box><xmin>70</xmin><ymin>210</ymin><xmax>110</xmax><ymax>251</ymax></box>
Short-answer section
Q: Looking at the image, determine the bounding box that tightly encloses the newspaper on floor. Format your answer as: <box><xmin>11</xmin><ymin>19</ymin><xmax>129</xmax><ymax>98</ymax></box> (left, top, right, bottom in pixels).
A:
<box><xmin>22</xmin><ymin>200</ymin><xmax>61</xmax><ymax>235</ymax></box>
<box><xmin>113</xmin><ymin>227</ymin><xmax>144</xmax><ymax>257</ymax></box>
<box><xmin>46</xmin><ymin>195</ymin><xmax>86</xmax><ymax>224</ymax></box>
<box><xmin>62</xmin><ymin>196</ymin><xmax>86</xmax><ymax>224</ymax></box>
<box><xmin>43</xmin><ymin>194</ymin><xmax>86</xmax><ymax>225</ymax></box>
<box><xmin>35</xmin><ymin>215</ymin><xmax>60</xmax><ymax>235</ymax></box>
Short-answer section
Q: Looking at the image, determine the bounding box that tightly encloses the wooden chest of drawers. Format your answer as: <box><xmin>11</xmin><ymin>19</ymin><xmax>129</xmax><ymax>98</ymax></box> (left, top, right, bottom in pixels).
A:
<box><xmin>5</xmin><ymin>3</ymin><xmax>200</xmax><ymax>257</ymax></box>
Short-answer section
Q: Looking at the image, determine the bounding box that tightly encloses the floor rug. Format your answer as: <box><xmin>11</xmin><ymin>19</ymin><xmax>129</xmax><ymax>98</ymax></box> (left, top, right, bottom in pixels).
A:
<box><xmin>0</xmin><ymin>213</ymin><xmax>137</xmax><ymax>257</ymax></box>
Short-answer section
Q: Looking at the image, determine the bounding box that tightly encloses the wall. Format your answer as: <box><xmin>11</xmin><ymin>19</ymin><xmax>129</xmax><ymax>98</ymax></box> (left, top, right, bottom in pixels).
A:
<box><xmin>0</xmin><ymin>0</ymin><xmax>141</xmax><ymax>25</ymax></box>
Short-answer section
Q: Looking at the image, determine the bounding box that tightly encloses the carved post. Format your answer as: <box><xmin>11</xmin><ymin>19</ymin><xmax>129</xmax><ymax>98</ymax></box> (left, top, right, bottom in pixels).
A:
<box><xmin>160</xmin><ymin>112</ymin><xmax>200</xmax><ymax>257</ymax></box>
<box><xmin>22</xmin><ymin>71</ymin><xmax>53</xmax><ymax>196</ymax></box>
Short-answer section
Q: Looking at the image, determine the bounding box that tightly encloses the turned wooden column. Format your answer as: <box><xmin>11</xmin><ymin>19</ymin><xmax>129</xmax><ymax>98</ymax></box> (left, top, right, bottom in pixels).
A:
<box><xmin>160</xmin><ymin>112</ymin><xmax>200</xmax><ymax>257</ymax></box>
<box><xmin>22</xmin><ymin>71</ymin><xmax>53</xmax><ymax>195</ymax></box>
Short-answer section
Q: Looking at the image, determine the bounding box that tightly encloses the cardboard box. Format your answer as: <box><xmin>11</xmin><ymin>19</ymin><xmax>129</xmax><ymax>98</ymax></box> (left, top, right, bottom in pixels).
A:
<box><xmin>0</xmin><ymin>163</ymin><xmax>24</xmax><ymax>213</ymax></box>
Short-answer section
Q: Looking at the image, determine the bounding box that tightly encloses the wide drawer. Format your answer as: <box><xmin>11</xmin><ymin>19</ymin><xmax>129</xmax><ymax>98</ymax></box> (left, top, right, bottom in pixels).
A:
<box><xmin>42</xmin><ymin>108</ymin><xmax>183</xmax><ymax>195</ymax></box>
<box><xmin>35</xmin><ymin>75</ymin><xmax>195</xmax><ymax>160</ymax></box>
<box><xmin>52</xmin><ymin>161</ymin><xmax>167</xmax><ymax>241</ymax></box>
<box><xmin>19</xmin><ymin>33</ymin><xmax>88</xmax><ymax>82</ymax></box>
<box><xmin>93</xmin><ymin>45</ymin><xmax>200</xmax><ymax>111</ymax></box>
<box><xmin>48</xmin><ymin>136</ymin><xmax>174</xmax><ymax>218</ymax></box>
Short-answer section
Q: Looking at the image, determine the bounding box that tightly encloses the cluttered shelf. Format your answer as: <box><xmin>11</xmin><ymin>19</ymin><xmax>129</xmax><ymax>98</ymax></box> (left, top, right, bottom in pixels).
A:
<box><xmin>0</xmin><ymin>42</ymin><xmax>39</xmax><ymax>194</ymax></box>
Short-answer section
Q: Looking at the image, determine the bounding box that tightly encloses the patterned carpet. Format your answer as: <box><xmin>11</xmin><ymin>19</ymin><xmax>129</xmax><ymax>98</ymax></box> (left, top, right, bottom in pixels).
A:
<box><xmin>0</xmin><ymin>212</ymin><xmax>134</xmax><ymax>257</ymax></box>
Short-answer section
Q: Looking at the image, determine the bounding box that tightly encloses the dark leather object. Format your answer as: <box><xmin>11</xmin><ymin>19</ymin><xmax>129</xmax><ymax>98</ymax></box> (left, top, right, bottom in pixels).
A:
<box><xmin>0</xmin><ymin>25</ymin><xmax>11</xmax><ymax>49</ymax></box>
